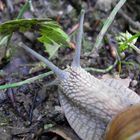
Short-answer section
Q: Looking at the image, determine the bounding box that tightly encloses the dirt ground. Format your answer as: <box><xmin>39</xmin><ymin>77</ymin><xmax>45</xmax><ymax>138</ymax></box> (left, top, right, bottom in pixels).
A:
<box><xmin>0</xmin><ymin>0</ymin><xmax>139</xmax><ymax>140</ymax></box>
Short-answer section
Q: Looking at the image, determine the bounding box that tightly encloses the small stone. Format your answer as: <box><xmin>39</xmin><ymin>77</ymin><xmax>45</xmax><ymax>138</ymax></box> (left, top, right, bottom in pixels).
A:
<box><xmin>131</xmin><ymin>80</ymin><xmax>138</xmax><ymax>87</ymax></box>
<box><xmin>67</xmin><ymin>5</ymin><xmax>73</xmax><ymax>13</ymax></box>
<box><xmin>55</xmin><ymin>106</ymin><xmax>62</xmax><ymax>113</ymax></box>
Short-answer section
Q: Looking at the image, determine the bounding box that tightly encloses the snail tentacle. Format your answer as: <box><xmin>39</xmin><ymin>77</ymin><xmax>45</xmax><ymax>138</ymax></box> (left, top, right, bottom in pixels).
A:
<box><xmin>72</xmin><ymin>10</ymin><xmax>85</xmax><ymax>68</ymax></box>
<box><xmin>19</xmin><ymin>42</ymin><xmax>69</xmax><ymax>80</ymax></box>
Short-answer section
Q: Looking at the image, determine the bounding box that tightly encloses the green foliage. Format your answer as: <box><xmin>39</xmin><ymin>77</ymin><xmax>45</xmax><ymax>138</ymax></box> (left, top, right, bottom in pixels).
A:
<box><xmin>39</xmin><ymin>22</ymin><xmax>69</xmax><ymax>46</ymax></box>
<box><xmin>0</xmin><ymin>18</ymin><xmax>70</xmax><ymax>57</ymax></box>
<box><xmin>115</xmin><ymin>31</ymin><xmax>140</xmax><ymax>73</ymax></box>
<box><xmin>0</xmin><ymin>19</ymin><xmax>41</xmax><ymax>34</ymax></box>
<box><xmin>43</xmin><ymin>42</ymin><xmax>60</xmax><ymax>59</ymax></box>
<box><xmin>116</xmin><ymin>31</ymin><xmax>138</xmax><ymax>52</ymax></box>
<box><xmin>0</xmin><ymin>35</ymin><xmax>10</xmax><ymax>46</ymax></box>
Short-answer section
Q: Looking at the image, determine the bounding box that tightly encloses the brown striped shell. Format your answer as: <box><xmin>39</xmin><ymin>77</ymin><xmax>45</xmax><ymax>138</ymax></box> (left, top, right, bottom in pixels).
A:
<box><xmin>104</xmin><ymin>104</ymin><xmax>140</xmax><ymax>140</ymax></box>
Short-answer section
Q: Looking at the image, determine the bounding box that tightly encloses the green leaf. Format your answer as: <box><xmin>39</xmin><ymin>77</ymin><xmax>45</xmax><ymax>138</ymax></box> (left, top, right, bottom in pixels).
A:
<box><xmin>0</xmin><ymin>18</ymin><xmax>70</xmax><ymax>57</ymax></box>
<box><xmin>0</xmin><ymin>19</ymin><xmax>51</xmax><ymax>34</ymax></box>
<box><xmin>44</xmin><ymin>41</ymin><xmax>60</xmax><ymax>59</ymax></box>
<box><xmin>119</xmin><ymin>44</ymin><xmax>129</xmax><ymax>52</ymax></box>
<box><xmin>39</xmin><ymin>23</ymin><xmax>69</xmax><ymax>46</ymax></box>
<box><xmin>0</xmin><ymin>35</ymin><xmax>10</xmax><ymax>46</ymax></box>
<box><xmin>116</xmin><ymin>31</ymin><xmax>138</xmax><ymax>52</ymax></box>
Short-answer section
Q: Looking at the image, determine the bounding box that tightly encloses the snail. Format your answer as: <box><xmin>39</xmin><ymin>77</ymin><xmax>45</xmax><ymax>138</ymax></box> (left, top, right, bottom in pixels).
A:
<box><xmin>19</xmin><ymin>10</ymin><xmax>140</xmax><ymax>140</ymax></box>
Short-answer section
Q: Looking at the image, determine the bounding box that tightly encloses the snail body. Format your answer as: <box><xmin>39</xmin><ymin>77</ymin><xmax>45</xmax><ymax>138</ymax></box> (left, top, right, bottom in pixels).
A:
<box><xmin>20</xmin><ymin>10</ymin><xmax>140</xmax><ymax>140</ymax></box>
<box><xmin>59</xmin><ymin>67</ymin><xmax>140</xmax><ymax>140</ymax></box>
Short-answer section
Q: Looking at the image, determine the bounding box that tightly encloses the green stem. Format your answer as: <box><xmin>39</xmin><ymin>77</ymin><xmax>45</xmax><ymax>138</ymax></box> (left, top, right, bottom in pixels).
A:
<box><xmin>0</xmin><ymin>71</ymin><xmax>53</xmax><ymax>90</ymax></box>
<box><xmin>121</xmin><ymin>61</ymin><xmax>135</xmax><ymax>66</ymax></box>
<box><xmin>91</xmin><ymin>0</ymin><xmax>127</xmax><ymax>54</ymax></box>
<box><xmin>85</xmin><ymin>59</ymin><xmax>118</xmax><ymax>73</ymax></box>
<box><xmin>131</xmin><ymin>44</ymin><xmax>140</xmax><ymax>55</ymax></box>
<box><xmin>16</xmin><ymin>0</ymin><xmax>31</xmax><ymax>19</ymax></box>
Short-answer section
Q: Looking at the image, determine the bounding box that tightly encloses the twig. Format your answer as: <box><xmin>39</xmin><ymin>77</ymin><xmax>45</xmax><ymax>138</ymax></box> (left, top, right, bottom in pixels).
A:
<box><xmin>131</xmin><ymin>44</ymin><xmax>140</xmax><ymax>55</ymax></box>
<box><xmin>28</xmin><ymin>0</ymin><xmax>34</xmax><ymax>12</ymax></box>
<box><xmin>6</xmin><ymin>0</ymin><xmax>14</xmax><ymax>13</ymax></box>
<box><xmin>28</xmin><ymin>91</ymin><xmax>37</xmax><ymax>125</ymax></box>
<box><xmin>90</xmin><ymin>0</ymin><xmax>127</xmax><ymax>55</ymax></box>
<box><xmin>118</xmin><ymin>9</ymin><xmax>140</xmax><ymax>31</ymax></box>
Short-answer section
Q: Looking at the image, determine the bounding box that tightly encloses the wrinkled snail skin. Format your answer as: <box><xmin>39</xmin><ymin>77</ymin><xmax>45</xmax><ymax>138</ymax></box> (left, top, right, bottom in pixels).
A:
<box><xmin>58</xmin><ymin>67</ymin><xmax>140</xmax><ymax>140</ymax></box>
<box><xmin>104</xmin><ymin>104</ymin><xmax>140</xmax><ymax>140</ymax></box>
<box><xmin>20</xmin><ymin>10</ymin><xmax>140</xmax><ymax>140</ymax></box>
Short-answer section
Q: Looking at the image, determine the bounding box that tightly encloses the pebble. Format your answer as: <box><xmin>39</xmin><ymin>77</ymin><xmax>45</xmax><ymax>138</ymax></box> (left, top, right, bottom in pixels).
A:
<box><xmin>131</xmin><ymin>80</ymin><xmax>138</xmax><ymax>87</ymax></box>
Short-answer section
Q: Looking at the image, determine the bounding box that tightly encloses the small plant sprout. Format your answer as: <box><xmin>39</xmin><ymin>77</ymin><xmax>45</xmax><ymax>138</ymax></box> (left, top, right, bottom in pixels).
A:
<box><xmin>116</xmin><ymin>31</ymin><xmax>138</xmax><ymax>52</ymax></box>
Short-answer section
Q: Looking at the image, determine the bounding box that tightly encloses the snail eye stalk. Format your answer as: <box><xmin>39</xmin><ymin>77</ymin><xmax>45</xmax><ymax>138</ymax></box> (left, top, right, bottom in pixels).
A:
<box><xmin>19</xmin><ymin>42</ymin><xmax>68</xmax><ymax>80</ymax></box>
<box><xmin>72</xmin><ymin>9</ymin><xmax>85</xmax><ymax>68</ymax></box>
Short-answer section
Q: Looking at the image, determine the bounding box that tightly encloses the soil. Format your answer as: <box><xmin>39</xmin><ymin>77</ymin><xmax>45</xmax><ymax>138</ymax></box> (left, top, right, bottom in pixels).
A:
<box><xmin>0</xmin><ymin>0</ymin><xmax>139</xmax><ymax>140</ymax></box>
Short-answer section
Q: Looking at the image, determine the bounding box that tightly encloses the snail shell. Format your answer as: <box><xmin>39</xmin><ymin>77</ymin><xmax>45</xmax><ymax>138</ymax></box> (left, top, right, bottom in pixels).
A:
<box><xmin>104</xmin><ymin>104</ymin><xmax>140</xmax><ymax>140</ymax></box>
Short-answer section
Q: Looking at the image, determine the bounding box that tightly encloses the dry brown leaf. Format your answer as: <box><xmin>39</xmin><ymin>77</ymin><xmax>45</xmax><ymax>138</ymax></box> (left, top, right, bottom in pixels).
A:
<box><xmin>44</xmin><ymin>126</ymin><xmax>81</xmax><ymax>140</ymax></box>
